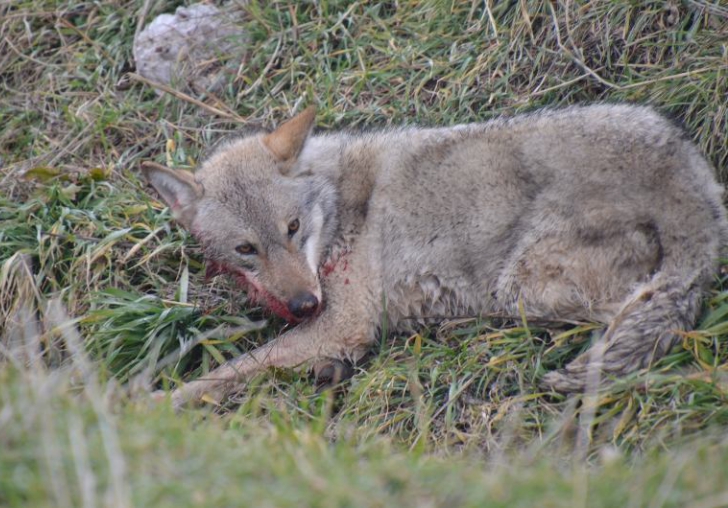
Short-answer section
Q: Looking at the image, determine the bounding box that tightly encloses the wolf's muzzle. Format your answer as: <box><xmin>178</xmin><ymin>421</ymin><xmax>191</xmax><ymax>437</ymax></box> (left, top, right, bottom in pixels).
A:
<box><xmin>288</xmin><ymin>292</ymin><xmax>319</xmax><ymax>319</ymax></box>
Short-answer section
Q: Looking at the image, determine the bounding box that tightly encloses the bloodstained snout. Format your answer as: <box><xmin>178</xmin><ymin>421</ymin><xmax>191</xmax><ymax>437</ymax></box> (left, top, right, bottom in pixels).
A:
<box><xmin>287</xmin><ymin>292</ymin><xmax>320</xmax><ymax>319</ymax></box>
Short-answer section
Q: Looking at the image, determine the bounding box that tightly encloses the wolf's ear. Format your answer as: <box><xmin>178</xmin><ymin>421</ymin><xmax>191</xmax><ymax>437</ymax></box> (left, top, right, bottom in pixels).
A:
<box><xmin>262</xmin><ymin>106</ymin><xmax>316</xmax><ymax>170</ymax></box>
<box><xmin>141</xmin><ymin>161</ymin><xmax>203</xmax><ymax>229</ymax></box>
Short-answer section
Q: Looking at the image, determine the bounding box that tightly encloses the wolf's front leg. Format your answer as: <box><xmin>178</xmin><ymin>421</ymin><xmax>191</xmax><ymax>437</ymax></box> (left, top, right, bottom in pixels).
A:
<box><xmin>168</xmin><ymin>253</ymin><xmax>380</xmax><ymax>409</ymax></box>
<box><xmin>167</xmin><ymin>333</ymin><xmax>332</xmax><ymax>408</ymax></box>
<box><xmin>168</xmin><ymin>319</ymin><xmax>375</xmax><ymax>409</ymax></box>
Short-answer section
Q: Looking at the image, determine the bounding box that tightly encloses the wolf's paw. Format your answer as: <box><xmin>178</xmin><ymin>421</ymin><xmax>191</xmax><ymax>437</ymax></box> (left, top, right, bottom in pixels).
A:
<box><xmin>150</xmin><ymin>389</ymin><xmax>168</xmax><ymax>403</ymax></box>
<box><xmin>170</xmin><ymin>389</ymin><xmax>192</xmax><ymax>412</ymax></box>
<box><xmin>148</xmin><ymin>388</ymin><xmax>197</xmax><ymax>412</ymax></box>
<box><xmin>313</xmin><ymin>359</ymin><xmax>354</xmax><ymax>391</ymax></box>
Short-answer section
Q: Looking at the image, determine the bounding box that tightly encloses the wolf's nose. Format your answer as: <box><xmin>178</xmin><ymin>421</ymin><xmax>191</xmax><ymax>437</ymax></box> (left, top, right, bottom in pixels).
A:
<box><xmin>288</xmin><ymin>292</ymin><xmax>319</xmax><ymax>318</ymax></box>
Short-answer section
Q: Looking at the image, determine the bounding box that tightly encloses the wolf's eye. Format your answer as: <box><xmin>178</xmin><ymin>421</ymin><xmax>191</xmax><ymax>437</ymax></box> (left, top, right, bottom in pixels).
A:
<box><xmin>287</xmin><ymin>219</ymin><xmax>300</xmax><ymax>237</ymax></box>
<box><xmin>235</xmin><ymin>243</ymin><xmax>257</xmax><ymax>256</ymax></box>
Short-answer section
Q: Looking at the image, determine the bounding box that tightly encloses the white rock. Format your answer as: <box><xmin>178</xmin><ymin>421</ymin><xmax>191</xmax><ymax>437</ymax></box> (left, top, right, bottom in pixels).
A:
<box><xmin>133</xmin><ymin>3</ymin><xmax>246</xmax><ymax>94</ymax></box>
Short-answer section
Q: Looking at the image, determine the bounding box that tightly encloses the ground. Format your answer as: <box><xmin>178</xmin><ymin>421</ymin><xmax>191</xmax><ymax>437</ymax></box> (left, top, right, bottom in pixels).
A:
<box><xmin>1</xmin><ymin>1</ymin><xmax>728</xmax><ymax>506</ymax></box>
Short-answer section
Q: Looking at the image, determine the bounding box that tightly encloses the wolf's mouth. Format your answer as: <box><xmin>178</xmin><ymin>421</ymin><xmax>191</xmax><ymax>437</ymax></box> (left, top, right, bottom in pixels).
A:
<box><xmin>205</xmin><ymin>260</ymin><xmax>304</xmax><ymax>324</ymax></box>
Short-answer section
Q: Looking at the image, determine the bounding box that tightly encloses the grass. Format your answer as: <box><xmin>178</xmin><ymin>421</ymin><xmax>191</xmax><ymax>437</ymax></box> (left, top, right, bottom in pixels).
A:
<box><xmin>1</xmin><ymin>0</ymin><xmax>728</xmax><ymax>505</ymax></box>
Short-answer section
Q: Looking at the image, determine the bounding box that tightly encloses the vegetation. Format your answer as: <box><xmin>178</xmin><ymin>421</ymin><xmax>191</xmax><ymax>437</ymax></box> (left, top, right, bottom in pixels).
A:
<box><xmin>1</xmin><ymin>0</ymin><xmax>728</xmax><ymax>506</ymax></box>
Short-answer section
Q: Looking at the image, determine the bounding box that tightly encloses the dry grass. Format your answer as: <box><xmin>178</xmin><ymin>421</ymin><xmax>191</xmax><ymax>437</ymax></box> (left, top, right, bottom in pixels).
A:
<box><xmin>2</xmin><ymin>0</ymin><xmax>728</xmax><ymax>505</ymax></box>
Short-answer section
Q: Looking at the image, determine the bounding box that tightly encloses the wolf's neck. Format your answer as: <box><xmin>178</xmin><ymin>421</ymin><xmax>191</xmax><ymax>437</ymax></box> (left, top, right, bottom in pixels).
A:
<box><xmin>297</xmin><ymin>130</ymin><xmax>397</xmax><ymax>181</ymax></box>
<box><xmin>298</xmin><ymin>125</ymin><xmax>473</xmax><ymax>181</ymax></box>
<box><xmin>297</xmin><ymin>130</ymin><xmax>407</xmax><ymax>249</ymax></box>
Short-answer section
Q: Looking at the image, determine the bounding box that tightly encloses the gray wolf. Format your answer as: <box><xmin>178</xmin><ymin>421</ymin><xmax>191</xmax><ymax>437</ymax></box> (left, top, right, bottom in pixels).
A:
<box><xmin>143</xmin><ymin>104</ymin><xmax>727</xmax><ymax>408</ymax></box>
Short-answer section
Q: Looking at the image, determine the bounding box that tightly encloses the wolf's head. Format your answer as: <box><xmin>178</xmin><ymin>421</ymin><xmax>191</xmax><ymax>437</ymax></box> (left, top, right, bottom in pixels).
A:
<box><xmin>143</xmin><ymin>107</ymin><xmax>338</xmax><ymax>323</ymax></box>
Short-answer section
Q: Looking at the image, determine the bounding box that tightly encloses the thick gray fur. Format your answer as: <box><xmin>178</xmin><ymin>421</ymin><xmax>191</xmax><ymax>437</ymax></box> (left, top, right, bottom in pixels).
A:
<box><xmin>143</xmin><ymin>104</ymin><xmax>728</xmax><ymax>407</ymax></box>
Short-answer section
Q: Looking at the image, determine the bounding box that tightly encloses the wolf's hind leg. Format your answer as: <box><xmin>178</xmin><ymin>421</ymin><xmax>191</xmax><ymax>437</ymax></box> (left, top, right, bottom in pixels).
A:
<box><xmin>499</xmin><ymin>216</ymin><xmax>665</xmax><ymax>324</ymax></box>
<box><xmin>497</xmin><ymin>213</ymin><xmax>703</xmax><ymax>392</ymax></box>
